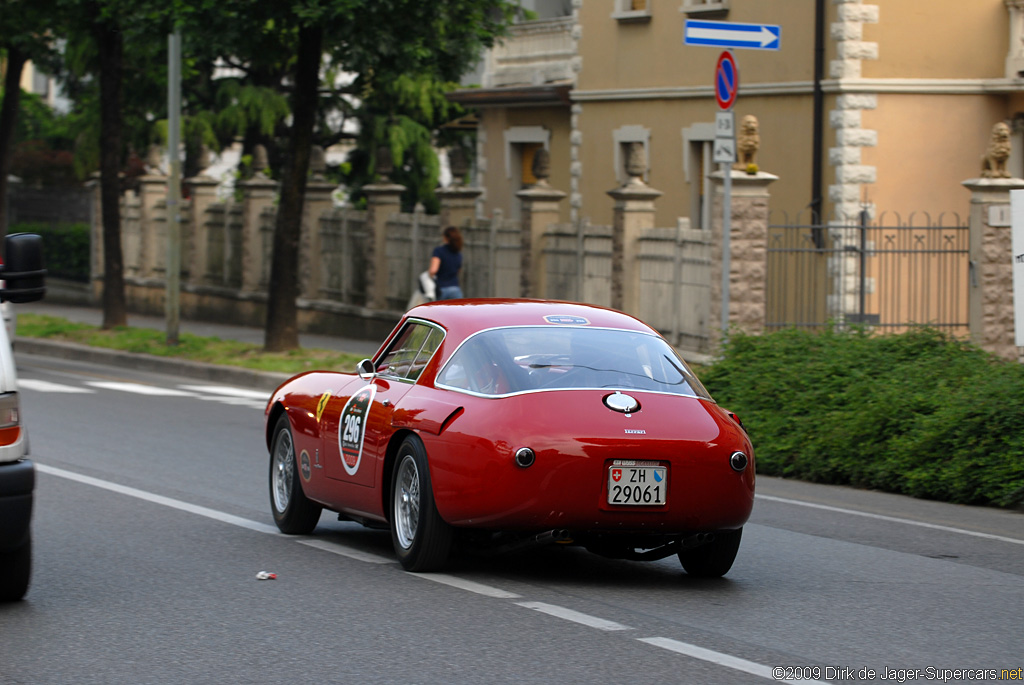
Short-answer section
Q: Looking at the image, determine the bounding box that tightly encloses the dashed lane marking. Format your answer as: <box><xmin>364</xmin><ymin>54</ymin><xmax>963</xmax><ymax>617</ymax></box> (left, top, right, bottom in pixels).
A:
<box><xmin>18</xmin><ymin>379</ymin><xmax>95</xmax><ymax>394</ymax></box>
<box><xmin>756</xmin><ymin>494</ymin><xmax>1024</xmax><ymax>546</ymax></box>
<box><xmin>178</xmin><ymin>385</ymin><xmax>270</xmax><ymax>400</ymax></box>
<box><xmin>297</xmin><ymin>538</ymin><xmax>393</xmax><ymax>564</ymax></box>
<box><xmin>36</xmin><ymin>463</ymin><xmax>280</xmax><ymax>535</ymax></box>
<box><xmin>515</xmin><ymin>601</ymin><xmax>632</xmax><ymax>631</ymax></box>
<box><xmin>85</xmin><ymin>381</ymin><xmax>197</xmax><ymax>397</ymax></box>
<box><xmin>638</xmin><ymin>637</ymin><xmax>830</xmax><ymax>683</ymax></box>
<box><xmin>410</xmin><ymin>572</ymin><xmax>521</xmax><ymax>598</ymax></box>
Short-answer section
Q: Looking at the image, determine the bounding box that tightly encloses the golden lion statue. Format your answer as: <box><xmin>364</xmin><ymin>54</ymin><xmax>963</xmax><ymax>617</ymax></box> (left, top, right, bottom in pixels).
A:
<box><xmin>733</xmin><ymin>114</ymin><xmax>760</xmax><ymax>174</ymax></box>
<box><xmin>981</xmin><ymin>122</ymin><xmax>1012</xmax><ymax>179</ymax></box>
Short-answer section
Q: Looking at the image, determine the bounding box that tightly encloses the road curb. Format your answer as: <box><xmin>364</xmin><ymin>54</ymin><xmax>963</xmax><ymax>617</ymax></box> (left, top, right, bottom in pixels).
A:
<box><xmin>14</xmin><ymin>338</ymin><xmax>291</xmax><ymax>391</ymax></box>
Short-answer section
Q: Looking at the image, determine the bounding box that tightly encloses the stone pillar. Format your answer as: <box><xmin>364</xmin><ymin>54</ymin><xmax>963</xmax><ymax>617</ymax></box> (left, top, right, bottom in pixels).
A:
<box><xmin>184</xmin><ymin>174</ymin><xmax>220</xmax><ymax>287</ymax></box>
<box><xmin>1007</xmin><ymin>0</ymin><xmax>1024</xmax><ymax>77</ymax></box>
<box><xmin>962</xmin><ymin>177</ymin><xmax>1024</xmax><ymax>360</ymax></box>
<box><xmin>709</xmin><ymin>169</ymin><xmax>778</xmax><ymax>346</ymax></box>
<box><xmin>437</xmin><ymin>186</ymin><xmax>484</xmax><ymax>230</ymax></box>
<box><xmin>515</xmin><ymin>149</ymin><xmax>566</xmax><ymax>298</ymax></box>
<box><xmin>138</xmin><ymin>174</ymin><xmax>167</xmax><ymax>278</ymax></box>
<box><xmin>238</xmin><ymin>168</ymin><xmax>277</xmax><ymax>293</ymax></box>
<box><xmin>606</xmin><ymin>143</ymin><xmax>661</xmax><ymax>314</ymax></box>
<box><xmin>362</xmin><ymin>167</ymin><xmax>405</xmax><ymax>311</ymax></box>
<box><xmin>437</xmin><ymin>147</ymin><xmax>482</xmax><ymax>229</ymax></box>
<box><xmin>298</xmin><ymin>147</ymin><xmax>337</xmax><ymax>300</ymax></box>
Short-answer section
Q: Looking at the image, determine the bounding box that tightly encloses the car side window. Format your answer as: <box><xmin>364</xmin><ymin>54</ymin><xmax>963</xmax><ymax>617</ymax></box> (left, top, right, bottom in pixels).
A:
<box><xmin>376</xmin><ymin>322</ymin><xmax>441</xmax><ymax>381</ymax></box>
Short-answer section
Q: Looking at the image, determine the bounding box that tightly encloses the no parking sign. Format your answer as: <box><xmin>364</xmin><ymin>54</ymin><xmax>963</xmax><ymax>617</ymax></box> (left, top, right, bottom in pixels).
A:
<box><xmin>715</xmin><ymin>51</ymin><xmax>738</xmax><ymax>111</ymax></box>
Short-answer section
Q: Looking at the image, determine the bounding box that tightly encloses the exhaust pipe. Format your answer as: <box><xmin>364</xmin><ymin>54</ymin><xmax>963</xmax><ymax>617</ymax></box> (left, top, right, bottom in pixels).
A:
<box><xmin>492</xmin><ymin>529</ymin><xmax>573</xmax><ymax>555</ymax></box>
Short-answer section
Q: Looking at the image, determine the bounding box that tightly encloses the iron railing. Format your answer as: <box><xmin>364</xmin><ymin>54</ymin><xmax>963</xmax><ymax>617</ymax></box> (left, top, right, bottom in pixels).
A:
<box><xmin>767</xmin><ymin>209</ymin><xmax>969</xmax><ymax>333</ymax></box>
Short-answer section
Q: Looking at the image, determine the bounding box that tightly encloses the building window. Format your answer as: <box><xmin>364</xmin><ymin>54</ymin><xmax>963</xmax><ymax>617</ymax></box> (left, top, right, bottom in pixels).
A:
<box><xmin>503</xmin><ymin>126</ymin><xmax>550</xmax><ymax>183</ymax></box>
<box><xmin>503</xmin><ymin>126</ymin><xmax>551</xmax><ymax>219</ymax></box>
<box><xmin>680</xmin><ymin>0</ymin><xmax>730</xmax><ymax>17</ymax></box>
<box><xmin>683</xmin><ymin>122</ymin><xmax>716</xmax><ymax>230</ymax></box>
<box><xmin>612</xmin><ymin>0</ymin><xmax>652</xmax><ymax>23</ymax></box>
<box><xmin>612</xmin><ymin>125</ymin><xmax>651</xmax><ymax>185</ymax></box>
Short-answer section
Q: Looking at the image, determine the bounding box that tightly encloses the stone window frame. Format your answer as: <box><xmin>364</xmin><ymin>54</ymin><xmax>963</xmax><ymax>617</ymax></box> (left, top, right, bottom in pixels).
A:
<box><xmin>683</xmin><ymin>122</ymin><xmax>716</xmax><ymax>231</ymax></box>
<box><xmin>503</xmin><ymin>126</ymin><xmax>551</xmax><ymax>180</ymax></box>
<box><xmin>613</xmin><ymin>125</ymin><xmax>651</xmax><ymax>184</ymax></box>
<box><xmin>679</xmin><ymin>0</ymin><xmax>730</xmax><ymax>17</ymax></box>
<box><xmin>612</xmin><ymin>0</ymin><xmax>652</xmax><ymax>24</ymax></box>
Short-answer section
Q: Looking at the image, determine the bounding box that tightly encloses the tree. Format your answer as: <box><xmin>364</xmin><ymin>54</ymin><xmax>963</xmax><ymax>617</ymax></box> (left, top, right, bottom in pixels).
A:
<box><xmin>0</xmin><ymin>0</ymin><xmax>59</xmax><ymax>241</ymax></box>
<box><xmin>254</xmin><ymin>0</ymin><xmax>519</xmax><ymax>351</ymax></box>
<box><xmin>53</xmin><ymin>0</ymin><xmax>180</xmax><ymax>328</ymax></box>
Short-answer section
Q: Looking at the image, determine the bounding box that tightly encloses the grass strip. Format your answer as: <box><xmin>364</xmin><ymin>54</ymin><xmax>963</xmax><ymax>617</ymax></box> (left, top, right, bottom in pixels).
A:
<box><xmin>16</xmin><ymin>313</ymin><xmax>366</xmax><ymax>375</ymax></box>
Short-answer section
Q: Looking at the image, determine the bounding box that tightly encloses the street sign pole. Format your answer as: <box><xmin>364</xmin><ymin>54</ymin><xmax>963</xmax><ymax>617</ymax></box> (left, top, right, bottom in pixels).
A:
<box><xmin>166</xmin><ymin>29</ymin><xmax>182</xmax><ymax>346</ymax></box>
<box><xmin>713</xmin><ymin>51</ymin><xmax>739</xmax><ymax>336</ymax></box>
<box><xmin>684</xmin><ymin>21</ymin><xmax>780</xmax><ymax>338</ymax></box>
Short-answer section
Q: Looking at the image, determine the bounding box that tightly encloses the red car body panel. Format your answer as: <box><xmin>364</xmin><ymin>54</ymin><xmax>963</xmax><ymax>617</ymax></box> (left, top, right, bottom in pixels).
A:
<box><xmin>265</xmin><ymin>299</ymin><xmax>754</xmax><ymax>536</ymax></box>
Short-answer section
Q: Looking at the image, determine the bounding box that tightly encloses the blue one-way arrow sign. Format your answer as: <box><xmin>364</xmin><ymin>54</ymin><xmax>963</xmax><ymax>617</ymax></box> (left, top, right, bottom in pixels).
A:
<box><xmin>684</xmin><ymin>19</ymin><xmax>781</xmax><ymax>51</ymax></box>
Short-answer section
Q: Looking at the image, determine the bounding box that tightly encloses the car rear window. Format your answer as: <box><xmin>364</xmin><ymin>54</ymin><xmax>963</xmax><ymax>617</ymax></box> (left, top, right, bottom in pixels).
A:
<box><xmin>436</xmin><ymin>326</ymin><xmax>711</xmax><ymax>399</ymax></box>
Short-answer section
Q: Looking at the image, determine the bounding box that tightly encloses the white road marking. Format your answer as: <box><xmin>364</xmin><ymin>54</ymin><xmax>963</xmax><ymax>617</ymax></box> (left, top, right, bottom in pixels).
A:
<box><xmin>515</xmin><ymin>601</ymin><xmax>632</xmax><ymax>631</ymax></box>
<box><xmin>85</xmin><ymin>381</ymin><xmax>197</xmax><ymax>397</ymax></box>
<box><xmin>18</xmin><ymin>379</ymin><xmax>95</xmax><ymax>394</ymax></box>
<box><xmin>756</xmin><ymin>494</ymin><xmax>1024</xmax><ymax>546</ymax></box>
<box><xmin>410</xmin><ymin>573</ymin><xmax>521</xmax><ymax>598</ymax></box>
<box><xmin>193</xmin><ymin>395</ymin><xmax>267</xmax><ymax>409</ymax></box>
<box><xmin>23</xmin><ymin>376</ymin><xmax>267</xmax><ymax>408</ymax></box>
<box><xmin>297</xmin><ymin>538</ymin><xmax>394</xmax><ymax>564</ymax></box>
<box><xmin>638</xmin><ymin>637</ymin><xmax>830</xmax><ymax>683</ymax></box>
<box><xmin>178</xmin><ymin>385</ymin><xmax>270</xmax><ymax>400</ymax></box>
<box><xmin>36</xmin><ymin>464</ymin><xmax>279</xmax><ymax>535</ymax></box>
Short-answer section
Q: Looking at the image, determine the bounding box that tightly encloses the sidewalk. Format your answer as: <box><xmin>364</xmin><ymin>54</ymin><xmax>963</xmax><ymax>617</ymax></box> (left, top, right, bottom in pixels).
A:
<box><xmin>14</xmin><ymin>301</ymin><xmax>383</xmax><ymax>391</ymax></box>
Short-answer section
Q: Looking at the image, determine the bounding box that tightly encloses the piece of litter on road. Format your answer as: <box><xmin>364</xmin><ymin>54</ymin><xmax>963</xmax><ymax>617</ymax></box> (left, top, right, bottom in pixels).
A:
<box><xmin>256</xmin><ymin>571</ymin><xmax>277</xmax><ymax>580</ymax></box>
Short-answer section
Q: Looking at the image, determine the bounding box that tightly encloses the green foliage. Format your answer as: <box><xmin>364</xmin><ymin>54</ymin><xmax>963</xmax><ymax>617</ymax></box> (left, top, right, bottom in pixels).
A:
<box><xmin>16</xmin><ymin>313</ymin><xmax>366</xmax><ymax>374</ymax></box>
<box><xmin>210</xmin><ymin>81</ymin><xmax>291</xmax><ymax>141</ymax></box>
<box><xmin>10</xmin><ymin>222</ymin><xmax>90</xmax><ymax>282</ymax></box>
<box><xmin>346</xmin><ymin>76</ymin><xmax>470</xmax><ymax>213</ymax></box>
<box><xmin>700</xmin><ymin>327</ymin><xmax>1024</xmax><ymax>508</ymax></box>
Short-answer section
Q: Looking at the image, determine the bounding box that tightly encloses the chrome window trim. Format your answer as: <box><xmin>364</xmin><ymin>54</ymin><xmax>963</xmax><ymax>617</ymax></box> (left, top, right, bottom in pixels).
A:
<box><xmin>375</xmin><ymin>318</ymin><xmax>446</xmax><ymax>383</ymax></box>
<box><xmin>434</xmin><ymin>324</ymin><xmax>711</xmax><ymax>401</ymax></box>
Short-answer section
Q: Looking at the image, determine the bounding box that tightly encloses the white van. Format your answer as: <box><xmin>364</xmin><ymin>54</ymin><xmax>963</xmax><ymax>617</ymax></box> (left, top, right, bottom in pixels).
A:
<box><xmin>0</xmin><ymin>234</ymin><xmax>46</xmax><ymax>601</ymax></box>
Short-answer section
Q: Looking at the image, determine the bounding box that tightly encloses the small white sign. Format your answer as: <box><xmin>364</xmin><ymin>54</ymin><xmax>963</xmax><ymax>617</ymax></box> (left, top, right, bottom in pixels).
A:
<box><xmin>715</xmin><ymin>111</ymin><xmax>735</xmax><ymax>138</ymax></box>
<box><xmin>989</xmin><ymin>204</ymin><xmax>1012</xmax><ymax>227</ymax></box>
<box><xmin>1011</xmin><ymin>191</ymin><xmax>1024</xmax><ymax>346</ymax></box>
<box><xmin>713</xmin><ymin>138</ymin><xmax>736</xmax><ymax>164</ymax></box>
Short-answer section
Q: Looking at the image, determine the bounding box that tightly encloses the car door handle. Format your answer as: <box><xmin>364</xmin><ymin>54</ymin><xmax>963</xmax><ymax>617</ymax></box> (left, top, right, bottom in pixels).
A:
<box><xmin>382</xmin><ymin>399</ymin><xmax>391</xmax><ymax>407</ymax></box>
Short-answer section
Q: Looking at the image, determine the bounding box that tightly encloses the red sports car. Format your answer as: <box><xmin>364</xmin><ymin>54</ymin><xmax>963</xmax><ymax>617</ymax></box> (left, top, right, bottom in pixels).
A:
<box><xmin>265</xmin><ymin>300</ymin><xmax>754</xmax><ymax>576</ymax></box>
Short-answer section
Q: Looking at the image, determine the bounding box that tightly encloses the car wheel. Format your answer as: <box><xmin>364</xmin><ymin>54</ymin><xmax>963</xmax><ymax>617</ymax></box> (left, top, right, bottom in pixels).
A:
<box><xmin>0</xmin><ymin>535</ymin><xmax>31</xmax><ymax>602</ymax></box>
<box><xmin>269</xmin><ymin>414</ymin><xmax>322</xmax><ymax>534</ymax></box>
<box><xmin>390</xmin><ymin>435</ymin><xmax>453</xmax><ymax>572</ymax></box>
<box><xmin>677</xmin><ymin>528</ymin><xmax>742</xmax><ymax>578</ymax></box>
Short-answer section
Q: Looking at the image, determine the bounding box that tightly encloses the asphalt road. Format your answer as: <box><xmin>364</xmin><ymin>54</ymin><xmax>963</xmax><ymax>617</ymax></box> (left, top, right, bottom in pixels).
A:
<box><xmin>1</xmin><ymin>353</ymin><xmax>1022</xmax><ymax>684</ymax></box>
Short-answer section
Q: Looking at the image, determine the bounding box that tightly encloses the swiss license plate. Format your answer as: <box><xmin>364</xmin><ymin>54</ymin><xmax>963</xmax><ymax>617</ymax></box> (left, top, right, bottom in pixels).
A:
<box><xmin>607</xmin><ymin>461</ymin><xmax>667</xmax><ymax>506</ymax></box>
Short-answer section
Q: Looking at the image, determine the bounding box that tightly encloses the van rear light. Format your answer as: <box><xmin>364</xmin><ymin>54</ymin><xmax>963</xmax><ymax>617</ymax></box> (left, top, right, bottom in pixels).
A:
<box><xmin>0</xmin><ymin>392</ymin><xmax>22</xmax><ymax>446</ymax></box>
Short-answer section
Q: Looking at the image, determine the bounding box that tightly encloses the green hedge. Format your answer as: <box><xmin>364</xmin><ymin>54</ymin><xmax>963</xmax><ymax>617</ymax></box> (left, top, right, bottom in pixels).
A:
<box><xmin>700</xmin><ymin>327</ymin><xmax>1024</xmax><ymax>508</ymax></box>
<box><xmin>9</xmin><ymin>222</ymin><xmax>90</xmax><ymax>282</ymax></box>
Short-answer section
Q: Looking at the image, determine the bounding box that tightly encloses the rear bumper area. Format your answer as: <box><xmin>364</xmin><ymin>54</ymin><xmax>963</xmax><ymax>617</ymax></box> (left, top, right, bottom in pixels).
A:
<box><xmin>0</xmin><ymin>459</ymin><xmax>34</xmax><ymax>550</ymax></box>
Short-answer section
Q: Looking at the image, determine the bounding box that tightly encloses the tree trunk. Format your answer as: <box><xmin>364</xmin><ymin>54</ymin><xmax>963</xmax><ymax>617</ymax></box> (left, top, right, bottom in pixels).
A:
<box><xmin>263</xmin><ymin>25</ymin><xmax>323</xmax><ymax>352</ymax></box>
<box><xmin>96</xmin><ymin>12</ymin><xmax>127</xmax><ymax>328</ymax></box>
<box><xmin>0</xmin><ymin>45</ymin><xmax>27</xmax><ymax>243</ymax></box>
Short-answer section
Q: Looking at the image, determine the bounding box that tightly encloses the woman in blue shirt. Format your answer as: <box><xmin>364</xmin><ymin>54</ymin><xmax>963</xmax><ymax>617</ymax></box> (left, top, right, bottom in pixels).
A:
<box><xmin>429</xmin><ymin>226</ymin><xmax>464</xmax><ymax>300</ymax></box>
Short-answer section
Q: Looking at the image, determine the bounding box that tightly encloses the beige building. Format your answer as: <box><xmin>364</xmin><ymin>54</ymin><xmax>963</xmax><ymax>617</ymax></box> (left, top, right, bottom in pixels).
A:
<box><xmin>451</xmin><ymin>0</ymin><xmax>1024</xmax><ymax>228</ymax></box>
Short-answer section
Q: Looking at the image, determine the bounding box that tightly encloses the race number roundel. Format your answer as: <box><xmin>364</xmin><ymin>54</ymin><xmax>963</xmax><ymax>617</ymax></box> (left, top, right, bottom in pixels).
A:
<box><xmin>715</xmin><ymin>51</ymin><xmax>738</xmax><ymax>110</ymax></box>
<box><xmin>339</xmin><ymin>385</ymin><xmax>376</xmax><ymax>476</ymax></box>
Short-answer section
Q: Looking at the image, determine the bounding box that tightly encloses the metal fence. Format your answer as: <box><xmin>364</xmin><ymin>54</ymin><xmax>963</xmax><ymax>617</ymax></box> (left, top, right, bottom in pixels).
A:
<box><xmin>767</xmin><ymin>210</ymin><xmax>970</xmax><ymax>333</ymax></box>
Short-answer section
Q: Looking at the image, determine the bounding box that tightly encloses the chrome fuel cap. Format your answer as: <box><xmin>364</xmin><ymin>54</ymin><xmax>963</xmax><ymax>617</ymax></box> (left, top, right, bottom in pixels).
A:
<box><xmin>604</xmin><ymin>392</ymin><xmax>639</xmax><ymax>414</ymax></box>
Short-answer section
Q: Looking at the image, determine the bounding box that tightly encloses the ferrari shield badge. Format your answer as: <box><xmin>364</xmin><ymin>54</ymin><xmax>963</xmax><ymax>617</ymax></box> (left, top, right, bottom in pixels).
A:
<box><xmin>316</xmin><ymin>391</ymin><xmax>332</xmax><ymax>423</ymax></box>
<box><xmin>339</xmin><ymin>385</ymin><xmax>376</xmax><ymax>476</ymax></box>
